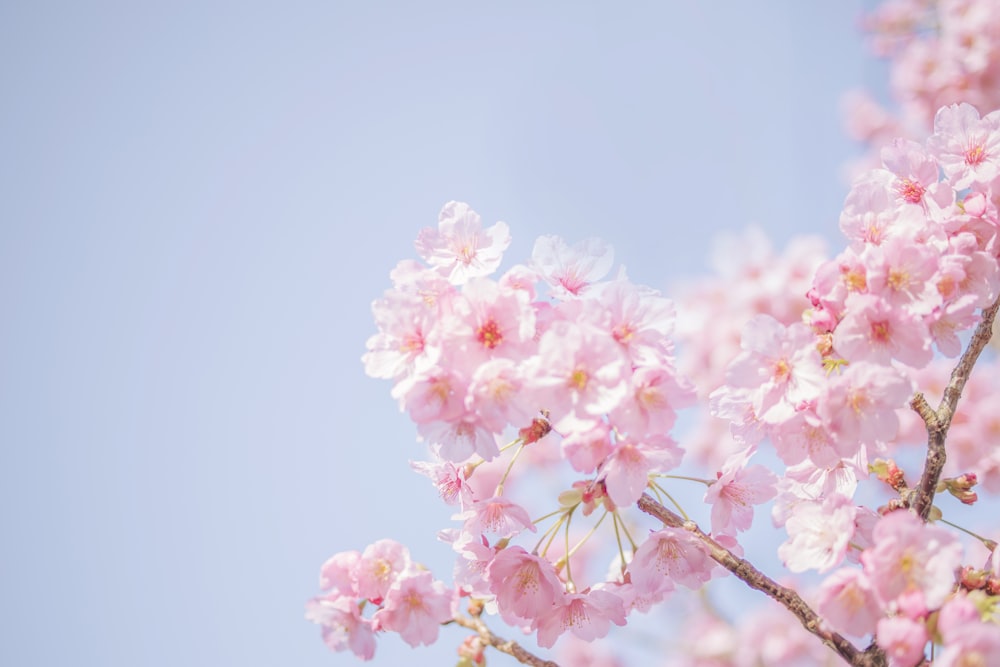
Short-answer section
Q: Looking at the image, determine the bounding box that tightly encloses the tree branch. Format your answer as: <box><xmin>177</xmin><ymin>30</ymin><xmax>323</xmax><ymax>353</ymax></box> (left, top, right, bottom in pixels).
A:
<box><xmin>910</xmin><ymin>295</ymin><xmax>1000</xmax><ymax>520</ymax></box>
<box><xmin>452</xmin><ymin>614</ymin><xmax>560</xmax><ymax>667</ymax></box>
<box><xmin>637</xmin><ymin>494</ymin><xmax>886</xmax><ymax>667</ymax></box>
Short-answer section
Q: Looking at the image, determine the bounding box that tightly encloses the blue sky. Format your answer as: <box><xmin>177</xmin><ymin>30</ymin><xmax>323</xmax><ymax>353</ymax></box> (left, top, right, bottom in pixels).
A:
<box><xmin>0</xmin><ymin>2</ymin><xmax>876</xmax><ymax>665</ymax></box>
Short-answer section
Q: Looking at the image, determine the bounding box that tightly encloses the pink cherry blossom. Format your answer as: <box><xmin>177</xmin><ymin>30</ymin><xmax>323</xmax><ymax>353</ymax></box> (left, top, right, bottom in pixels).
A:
<box><xmin>527</xmin><ymin>320</ymin><xmax>628</xmax><ymax>434</ymax></box>
<box><xmin>927</xmin><ymin>103</ymin><xmax>1000</xmax><ymax>188</ymax></box>
<box><xmin>372</xmin><ymin>569</ymin><xmax>455</xmax><ymax>647</ymax></box>
<box><xmin>319</xmin><ymin>550</ymin><xmax>360</xmax><ymax>595</ymax></box>
<box><xmin>409</xmin><ymin>458</ymin><xmax>475</xmax><ymax>508</ymax></box>
<box><xmin>876</xmin><ymin>615</ymin><xmax>928</xmax><ymax>667</ymax></box>
<box><xmin>305</xmin><ymin>594</ymin><xmax>376</xmax><ymax>660</ymax></box>
<box><xmin>352</xmin><ymin>538</ymin><xmax>411</xmax><ymax>603</ymax></box>
<box><xmin>487</xmin><ymin>546</ymin><xmax>565</xmax><ymax>625</ymax></box>
<box><xmin>627</xmin><ymin>527</ymin><xmax>714</xmax><ymax>593</ymax></box>
<box><xmin>531</xmin><ymin>235</ymin><xmax>615</xmax><ymax>299</ymax></box>
<box><xmin>456</xmin><ymin>496</ymin><xmax>536</xmax><ymax>541</ymax></box>
<box><xmin>534</xmin><ymin>589</ymin><xmax>627</xmax><ymax>648</ymax></box>
<box><xmin>704</xmin><ymin>448</ymin><xmax>778</xmax><ymax>535</ymax></box>
<box><xmin>417</xmin><ymin>416</ymin><xmax>500</xmax><ymax>462</ymax></box>
<box><xmin>561</xmin><ymin>422</ymin><xmax>614</xmax><ymax>474</ymax></box>
<box><xmin>816</xmin><ymin>568</ymin><xmax>882</xmax><ymax>637</ymax></box>
<box><xmin>722</xmin><ymin>315</ymin><xmax>825</xmax><ymax>424</ymax></box>
<box><xmin>860</xmin><ymin>509</ymin><xmax>963</xmax><ymax>610</ymax></box>
<box><xmin>778</xmin><ymin>493</ymin><xmax>857</xmax><ymax>573</ymax></box>
<box><xmin>817</xmin><ymin>361</ymin><xmax>913</xmax><ymax>455</ymax></box>
<box><xmin>833</xmin><ymin>294</ymin><xmax>932</xmax><ymax>367</ymax></box>
<box><xmin>415</xmin><ymin>201</ymin><xmax>511</xmax><ymax>284</ymax></box>
<box><xmin>610</xmin><ymin>364</ymin><xmax>692</xmax><ymax>437</ymax></box>
<box><xmin>600</xmin><ymin>439</ymin><xmax>681</xmax><ymax>507</ymax></box>
<box><xmin>453</xmin><ymin>277</ymin><xmax>536</xmax><ymax>362</ymax></box>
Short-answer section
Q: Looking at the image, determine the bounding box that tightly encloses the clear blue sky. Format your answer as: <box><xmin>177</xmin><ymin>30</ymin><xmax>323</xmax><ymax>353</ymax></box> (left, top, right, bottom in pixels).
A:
<box><xmin>0</xmin><ymin>2</ymin><xmax>875</xmax><ymax>665</ymax></box>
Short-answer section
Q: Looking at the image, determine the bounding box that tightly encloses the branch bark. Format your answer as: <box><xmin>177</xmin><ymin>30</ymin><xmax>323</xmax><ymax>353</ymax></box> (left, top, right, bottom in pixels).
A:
<box><xmin>452</xmin><ymin>614</ymin><xmax>560</xmax><ymax>667</ymax></box>
<box><xmin>910</xmin><ymin>296</ymin><xmax>1000</xmax><ymax>519</ymax></box>
<box><xmin>637</xmin><ymin>494</ymin><xmax>887</xmax><ymax>667</ymax></box>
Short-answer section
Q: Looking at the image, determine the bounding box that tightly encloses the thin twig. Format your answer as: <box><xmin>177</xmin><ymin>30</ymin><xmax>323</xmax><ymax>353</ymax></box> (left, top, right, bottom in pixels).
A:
<box><xmin>637</xmin><ymin>493</ymin><xmax>886</xmax><ymax>667</ymax></box>
<box><xmin>911</xmin><ymin>296</ymin><xmax>1000</xmax><ymax>519</ymax></box>
<box><xmin>452</xmin><ymin>614</ymin><xmax>560</xmax><ymax>667</ymax></box>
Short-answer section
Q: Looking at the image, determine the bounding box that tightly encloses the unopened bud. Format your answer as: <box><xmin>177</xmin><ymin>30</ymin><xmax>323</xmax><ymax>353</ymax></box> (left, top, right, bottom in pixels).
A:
<box><xmin>457</xmin><ymin>635</ymin><xmax>486</xmax><ymax>665</ymax></box>
<box><xmin>518</xmin><ymin>416</ymin><xmax>552</xmax><ymax>444</ymax></box>
<box><xmin>466</xmin><ymin>598</ymin><xmax>485</xmax><ymax>617</ymax></box>
<box><xmin>960</xmin><ymin>566</ymin><xmax>988</xmax><ymax>590</ymax></box>
<box><xmin>942</xmin><ymin>473</ymin><xmax>979</xmax><ymax>504</ymax></box>
<box><xmin>871</xmin><ymin>458</ymin><xmax>906</xmax><ymax>491</ymax></box>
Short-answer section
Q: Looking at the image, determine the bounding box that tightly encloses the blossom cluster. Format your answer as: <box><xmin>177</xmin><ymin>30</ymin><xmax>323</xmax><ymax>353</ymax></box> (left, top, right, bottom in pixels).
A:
<box><xmin>305</xmin><ymin>539</ymin><xmax>455</xmax><ymax>659</ymax></box>
<box><xmin>846</xmin><ymin>0</ymin><xmax>1000</xmax><ymax>173</ymax></box>
<box><xmin>308</xmin><ymin>103</ymin><xmax>1000</xmax><ymax>666</ymax></box>
<box><xmin>706</xmin><ymin>103</ymin><xmax>1000</xmax><ymax>662</ymax></box>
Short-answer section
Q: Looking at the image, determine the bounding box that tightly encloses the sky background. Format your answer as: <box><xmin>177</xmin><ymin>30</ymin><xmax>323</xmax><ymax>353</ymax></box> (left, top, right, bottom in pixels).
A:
<box><xmin>0</xmin><ymin>2</ymin><xmax>880</xmax><ymax>665</ymax></box>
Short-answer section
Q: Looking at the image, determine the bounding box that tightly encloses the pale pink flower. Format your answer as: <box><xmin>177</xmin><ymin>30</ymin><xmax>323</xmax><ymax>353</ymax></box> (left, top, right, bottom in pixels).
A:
<box><xmin>305</xmin><ymin>594</ymin><xmax>376</xmax><ymax>660</ymax></box>
<box><xmin>770</xmin><ymin>408</ymin><xmax>841</xmax><ymax>468</ymax></box>
<box><xmin>554</xmin><ymin>635</ymin><xmax>625</xmax><ymax>667</ymax></box>
<box><xmin>610</xmin><ymin>364</ymin><xmax>691</xmax><ymax>437</ymax></box>
<box><xmin>723</xmin><ymin>315</ymin><xmax>825</xmax><ymax>424</ymax></box>
<box><xmin>593</xmin><ymin>279</ymin><xmax>678</xmax><ymax>366</ymax></box>
<box><xmin>457</xmin><ymin>496</ymin><xmax>536</xmax><ymax>541</ymax></box>
<box><xmin>409</xmin><ymin>458</ymin><xmax>474</xmax><ymax>508</ymax></box>
<box><xmin>373</xmin><ymin>569</ymin><xmax>455</xmax><ymax>647</ymax></box>
<box><xmin>527</xmin><ymin>320</ymin><xmax>628</xmax><ymax>434</ymax></box>
<box><xmin>392</xmin><ymin>367</ymin><xmax>467</xmax><ymax>425</ymax></box>
<box><xmin>555</xmin><ymin>423</ymin><xmax>610</xmax><ymax>474</ymax></box>
<box><xmin>466</xmin><ymin>358</ymin><xmax>536</xmax><ymax>434</ymax></box>
<box><xmin>487</xmin><ymin>546</ymin><xmax>564</xmax><ymax>625</ymax></box>
<box><xmin>453</xmin><ymin>277</ymin><xmax>536</xmax><ymax>362</ymax></box>
<box><xmin>415</xmin><ymin>201</ymin><xmax>511</xmax><ymax>284</ymax></box>
<box><xmin>936</xmin><ymin>595</ymin><xmax>1000</xmax><ymax>666</ymax></box>
<box><xmin>936</xmin><ymin>593</ymin><xmax>981</xmax><ymax>644</ymax></box>
<box><xmin>935</xmin><ymin>623</ymin><xmax>1000</xmax><ymax>667</ymax></box>
<box><xmin>880</xmin><ymin>138</ymin><xmax>939</xmax><ymax>206</ymax></box>
<box><xmin>927</xmin><ymin>103</ymin><xmax>1000</xmax><ymax>188</ymax></box>
<box><xmin>865</xmin><ymin>235</ymin><xmax>941</xmax><ymax>312</ymax></box>
<box><xmin>363</xmin><ymin>291</ymin><xmax>442</xmax><ymax>381</ymax></box>
<box><xmin>627</xmin><ymin>527</ymin><xmax>714</xmax><ymax>593</ymax></box>
<box><xmin>839</xmin><ymin>174</ymin><xmax>908</xmax><ymax>246</ymax></box>
<box><xmin>319</xmin><ymin>550</ymin><xmax>360</xmax><ymax>595</ymax></box>
<box><xmin>817</xmin><ymin>361</ymin><xmax>913</xmax><ymax>455</ymax></box>
<box><xmin>876</xmin><ymin>615</ymin><xmax>928</xmax><ymax>667</ymax></box>
<box><xmin>352</xmin><ymin>539</ymin><xmax>411</xmax><ymax>603</ymax></box>
<box><xmin>861</xmin><ymin>509</ymin><xmax>963</xmax><ymax>609</ymax></box>
<box><xmin>816</xmin><ymin>568</ymin><xmax>882</xmax><ymax>637</ymax></box>
<box><xmin>440</xmin><ymin>528</ymin><xmax>496</xmax><ymax>597</ymax></box>
<box><xmin>779</xmin><ymin>493</ymin><xmax>857</xmax><ymax>573</ymax></box>
<box><xmin>927</xmin><ymin>295</ymin><xmax>981</xmax><ymax>357</ymax></box>
<box><xmin>535</xmin><ymin>589</ymin><xmax>627</xmax><ymax>648</ymax></box>
<box><xmin>704</xmin><ymin>448</ymin><xmax>777</xmax><ymax>535</ymax></box>
<box><xmin>417</xmin><ymin>417</ymin><xmax>500</xmax><ymax>462</ymax></box>
<box><xmin>833</xmin><ymin>294</ymin><xmax>932</xmax><ymax>368</ymax></box>
<box><xmin>531</xmin><ymin>235</ymin><xmax>615</xmax><ymax>299</ymax></box>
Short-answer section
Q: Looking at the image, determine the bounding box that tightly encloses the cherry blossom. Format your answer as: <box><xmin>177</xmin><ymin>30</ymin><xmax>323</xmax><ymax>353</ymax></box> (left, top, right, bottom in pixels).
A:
<box><xmin>415</xmin><ymin>201</ymin><xmax>511</xmax><ymax>285</ymax></box>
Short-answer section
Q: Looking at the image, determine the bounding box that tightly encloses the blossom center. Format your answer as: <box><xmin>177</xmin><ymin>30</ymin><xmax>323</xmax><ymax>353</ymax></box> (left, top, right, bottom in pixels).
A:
<box><xmin>844</xmin><ymin>268</ymin><xmax>867</xmax><ymax>292</ymax></box>
<box><xmin>568</xmin><ymin>368</ymin><xmax>589</xmax><ymax>391</ymax></box>
<box><xmin>887</xmin><ymin>269</ymin><xmax>908</xmax><ymax>291</ymax></box>
<box><xmin>870</xmin><ymin>321</ymin><xmax>890</xmax><ymax>343</ymax></box>
<box><xmin>965</xmin><ymin>142</ymin><xmax>986</xmax><ymax>166</ymax></box>
<box><xmin>477</xmin><ymin>319</ymin><xmax>503</xmax><ymax>349</ymax></box>
<box><xmin>896</xmin><ymin>178</ymin><xmax>925</xmax><ymax>203</ymax></box>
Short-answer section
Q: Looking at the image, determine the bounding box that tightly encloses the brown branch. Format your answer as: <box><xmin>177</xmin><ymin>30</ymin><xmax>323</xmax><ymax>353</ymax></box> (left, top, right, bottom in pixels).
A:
<box><xmin>910</xmin><ymin>295</ymin><xmax>1000</xmax><ymax>520</ymax></box>
<box><xmin>637</xmin><ymin>494</ymin><xmax>887</xmax><ymax>667</ymax></box>
<box><xmin>452</xmin><ymin>614</ymin><xmax>560</xmax><ymax>667</ymax></box>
